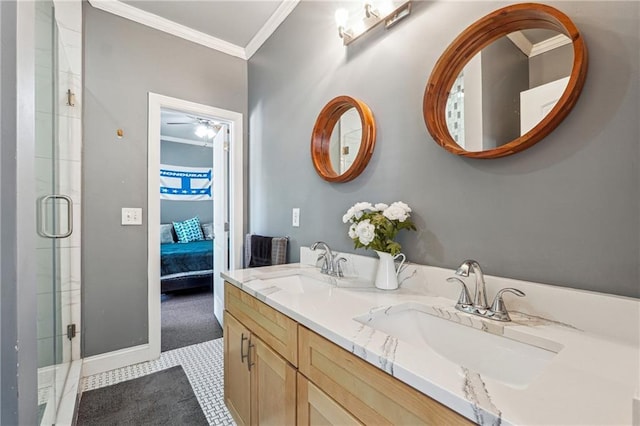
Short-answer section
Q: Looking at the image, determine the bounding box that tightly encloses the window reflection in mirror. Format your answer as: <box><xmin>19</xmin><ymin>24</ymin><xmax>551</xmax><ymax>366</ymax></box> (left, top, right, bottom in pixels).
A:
<box><xmin>446</xmin><ymin>29</ymin><xmax>573</xmax><ymax>152</ymax></box>
<box><xmin>329</xmin><ymin>107</ymin><xmax>362</xmax><ymax>174</ymax></box>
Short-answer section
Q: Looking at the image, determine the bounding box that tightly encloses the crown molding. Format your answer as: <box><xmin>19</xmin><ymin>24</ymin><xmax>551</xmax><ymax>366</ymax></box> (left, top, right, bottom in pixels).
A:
<box><xmin>88</xmin><ymin>0</ymin><xmax>247</xmax><ymax>60</ymax></box>
<box><xmin>507</xmin><ymin>31</ymin><xmax>572</xmax><ymax>58</ymax></box>
<box><xmin>529</xmin><ymin>34</ymin><xmax>572</xmax><ymax>57</ymax></box>
<box><xmin>507</xmin><ymin>31</ymin><xmax>533</xmax><ymax>56</ymax></box>
<box><xmin>245</xmin><ymin>0</ymin><xmax>300</xmax><ymax>59</ymax></box>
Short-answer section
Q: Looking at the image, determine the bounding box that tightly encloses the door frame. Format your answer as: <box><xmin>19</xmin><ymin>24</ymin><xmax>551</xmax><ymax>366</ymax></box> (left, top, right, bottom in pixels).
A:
<box><xmin>147</xmin><ymin>93</ymin><xmax>243</xmax><ymax>358</ymax></box>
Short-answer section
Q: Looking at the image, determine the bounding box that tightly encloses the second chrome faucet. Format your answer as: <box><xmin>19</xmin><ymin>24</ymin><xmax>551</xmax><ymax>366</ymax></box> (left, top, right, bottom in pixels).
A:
<box><xmin>311</xmin><ymin>241</ymin><xmax>346</xmax><ymax>277</ymax></box>
<box><xmin>447</xmin><ymin>259</ymin><xmax>525</xmax><ymax>321</ymax></box>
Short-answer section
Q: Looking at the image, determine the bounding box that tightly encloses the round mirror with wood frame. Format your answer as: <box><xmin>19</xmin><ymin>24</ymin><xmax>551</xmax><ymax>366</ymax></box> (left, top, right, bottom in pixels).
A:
<box><xmin>423</xmin><ymin>3</ymin><xmax>588</xmax><ymax>158</ymax></box>
<box><xmin>311</xmin><ymin>96</ymin><xmax>376</xmax><ymax>182</ymax></box>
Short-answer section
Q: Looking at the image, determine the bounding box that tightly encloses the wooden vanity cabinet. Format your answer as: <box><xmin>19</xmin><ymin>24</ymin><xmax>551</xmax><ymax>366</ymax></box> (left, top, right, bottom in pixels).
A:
<box><xmin>298</xmin><ymin>326</ymin><xmax>473</xmax><ymax>425</ymax></box>
<box><xmin>224</xmin><ymin>281</ymin><xmax>472</xmax><ymax>425</ymax></box>
<box><xmin>224</xmin><ymin>283</ymin><xmax>297</xmax><ymax>425</ymax></box>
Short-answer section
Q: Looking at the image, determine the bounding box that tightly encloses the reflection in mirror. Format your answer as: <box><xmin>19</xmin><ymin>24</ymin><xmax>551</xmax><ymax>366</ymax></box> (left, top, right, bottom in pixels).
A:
<box><xmin>446</xmin><ymin>29</ymin><xmax>573</xmax><ymax>152</ymax></box>
<box><xmin>329</xmin><ymin>107</ymin><xmax>362</xmax><ymax>174</ymax></box>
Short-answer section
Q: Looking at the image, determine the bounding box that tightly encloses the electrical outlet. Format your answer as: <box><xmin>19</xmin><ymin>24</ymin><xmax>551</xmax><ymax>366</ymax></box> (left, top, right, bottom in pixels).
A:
<box><xmin>121</xmin><ymin>208</ymin><xmax>143</xmax><ymax>225</ymax></box>
<box><xmin>292</xmin><ymin>208</ymin><xmax>300</xmax><ymax>227</ymax></box>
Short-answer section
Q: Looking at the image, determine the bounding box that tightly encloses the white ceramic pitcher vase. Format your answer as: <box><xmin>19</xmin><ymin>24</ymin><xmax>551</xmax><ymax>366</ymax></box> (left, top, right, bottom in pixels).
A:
<box><xmin>374</xmin><ymin>250</ymin><xmax>406</xmax><ymax>290</ymax></box>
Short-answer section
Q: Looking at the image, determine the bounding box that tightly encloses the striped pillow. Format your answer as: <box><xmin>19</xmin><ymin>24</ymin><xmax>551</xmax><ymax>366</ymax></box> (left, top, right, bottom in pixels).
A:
<box><xmin>173</xmin><ymin>216</ymin><xmax>204</xmax><ymax>243</ymax></box>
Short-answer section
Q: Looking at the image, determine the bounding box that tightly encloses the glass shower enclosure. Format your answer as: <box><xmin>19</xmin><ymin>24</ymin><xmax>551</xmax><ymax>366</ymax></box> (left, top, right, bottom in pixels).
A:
<box><xmin>35</xmin><ymin>1</ymin><xmax>75</xmax><ymax>423</ymax></box>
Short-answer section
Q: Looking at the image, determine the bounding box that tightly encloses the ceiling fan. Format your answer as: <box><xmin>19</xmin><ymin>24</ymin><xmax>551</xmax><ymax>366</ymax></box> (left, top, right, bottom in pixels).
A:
<box><xmin>166</xmin><ymin>115</ymin><xmax>222</xmax><ymax>139</ymax></box>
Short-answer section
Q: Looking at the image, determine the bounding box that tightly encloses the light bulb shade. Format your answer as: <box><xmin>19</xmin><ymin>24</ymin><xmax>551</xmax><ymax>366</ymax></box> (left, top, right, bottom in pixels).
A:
<box><xmin>335</xmin><ymin>8</ymin><xmax>349</xmax><ymax>27</ymax></box>
<box><xmin>206</xmin><ymin>127</ymin><xmax>216</xmax><ymax>139</ymax></box>
<box><xmin>195</xmin><ymin>125</ymin><xmax>208</xmax><ymax>138</ymax></box>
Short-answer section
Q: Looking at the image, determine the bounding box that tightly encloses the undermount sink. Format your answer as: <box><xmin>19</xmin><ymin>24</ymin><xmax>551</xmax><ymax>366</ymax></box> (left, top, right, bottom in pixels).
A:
<box><xmin>261</xmin><ymin>273</ymin><xmax>332</xmax><ymax>294</ymax></box>
<box><xmin>354</xmin><ymin>302</ymin><xmax>560</xmax><ymax>389</ymax></box>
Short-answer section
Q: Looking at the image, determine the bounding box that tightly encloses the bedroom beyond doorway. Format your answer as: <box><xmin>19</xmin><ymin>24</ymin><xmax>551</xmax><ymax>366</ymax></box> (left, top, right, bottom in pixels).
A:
<box><xmin>146</xmin><ymin>93</ymin><xmax>244</xmax><ymax>365</ymax></box>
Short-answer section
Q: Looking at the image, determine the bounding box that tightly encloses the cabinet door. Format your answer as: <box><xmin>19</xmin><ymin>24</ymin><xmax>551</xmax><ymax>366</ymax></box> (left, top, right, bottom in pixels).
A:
<box><xmin>224</xmin><ymin>311</ymin><xmax>251</xmax><ymax>426</ymax></box>
<box><xmin>250</xmin><ymin>335</ymin><xmax>296</xmax><ymax>425</ymax></box>
<box><xmin>298</xmin><ymin>373</ymin><xmax>363</xmax><ymax>426</ymax></box>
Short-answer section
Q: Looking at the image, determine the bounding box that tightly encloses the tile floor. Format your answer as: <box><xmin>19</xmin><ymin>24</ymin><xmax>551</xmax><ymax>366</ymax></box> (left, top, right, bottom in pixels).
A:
<box><xmin>80</xmin><ymin>339</ymin><xmax>235</xmax><ymax>425</ymax></box>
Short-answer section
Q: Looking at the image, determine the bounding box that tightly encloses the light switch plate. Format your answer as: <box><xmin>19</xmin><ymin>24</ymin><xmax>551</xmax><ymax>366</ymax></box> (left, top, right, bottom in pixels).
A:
<box><xmin>292</xmin><ymin>208</ymin><xmax>300</xmax><ymax>227</ymax></box>
<box><xmin>121</xmin><ymin>208</ymin><xmax>143</xmax><ymax>225</ymax></box>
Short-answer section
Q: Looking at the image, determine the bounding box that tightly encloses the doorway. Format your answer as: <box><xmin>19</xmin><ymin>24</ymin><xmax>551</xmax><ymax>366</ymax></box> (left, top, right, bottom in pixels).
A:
<box><xmin>159</xmin><ymin>108</ymin><xmax>222</xmax><ymax>351</ymax></box>
<box><xmin>148</xmin><ymin>94</ymin><xmax>243</xmax><ymax>360</ymax></box>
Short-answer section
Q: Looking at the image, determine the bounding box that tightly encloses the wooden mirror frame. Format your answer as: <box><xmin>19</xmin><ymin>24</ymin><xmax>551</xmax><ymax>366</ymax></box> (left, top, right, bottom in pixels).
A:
<box><xmin>423</xmin><ymin>3</ymin><xmax>588</xmax><ymax>159</ymax></box>
<box><xmin>311</xmin><ymin>96</ymin><xmax>376</xmax><ymax>182</ymax></box>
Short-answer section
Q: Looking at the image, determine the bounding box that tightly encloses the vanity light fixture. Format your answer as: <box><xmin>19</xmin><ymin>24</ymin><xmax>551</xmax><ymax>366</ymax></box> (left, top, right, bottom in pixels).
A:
<box><xmin>335</xmin><ymin>1</ymin><xmax>412</xmax><ymax>46</ymax></box>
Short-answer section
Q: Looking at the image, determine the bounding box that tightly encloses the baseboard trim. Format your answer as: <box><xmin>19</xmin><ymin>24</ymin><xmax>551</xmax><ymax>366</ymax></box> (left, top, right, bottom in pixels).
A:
<box><xmin>81</xmin><ymin>343</ymin><xmax>159</xmax><ymax>377</ymax></box>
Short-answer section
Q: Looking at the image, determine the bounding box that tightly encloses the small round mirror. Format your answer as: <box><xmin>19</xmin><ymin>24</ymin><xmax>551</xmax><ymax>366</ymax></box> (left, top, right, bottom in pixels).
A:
<box><xmin>311</xmin><ymin>96</ymin><xmax>376</xmax><ymax>182</ymax></box>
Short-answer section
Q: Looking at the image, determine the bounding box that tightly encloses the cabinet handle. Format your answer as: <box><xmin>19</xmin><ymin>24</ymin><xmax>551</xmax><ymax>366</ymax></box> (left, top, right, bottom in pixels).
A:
<box><xmin>240</xmin><ymin>333</ymin><xmax>249</xmax><ymax>364</ymax></box>
<box><xmin>247</xmin><ymin>340</ymin><xmax>255</xmax><ymax>372</ymax></box>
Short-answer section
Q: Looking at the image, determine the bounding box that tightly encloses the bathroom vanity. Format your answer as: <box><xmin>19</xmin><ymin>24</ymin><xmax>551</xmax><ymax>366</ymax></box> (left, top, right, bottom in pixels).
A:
<box><xmin>222</xmin><ymin>248</ymin><xmax>639</xmax><ymax>425</ymax></box>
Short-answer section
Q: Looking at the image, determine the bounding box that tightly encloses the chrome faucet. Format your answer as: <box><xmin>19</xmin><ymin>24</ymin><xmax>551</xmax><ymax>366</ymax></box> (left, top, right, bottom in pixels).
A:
<box><xmin>310</xmin><ymin>241</ymin><xmax>346</xmax><ymax>277</ymax></box>
<box><xmin>455</xmin><ymin>259</ymin><xmax>488</xmax><ymax>309</ymax></box>
<box><xmin>448</xmin><ymin>259</ymin><xmax>525</xmax><ymax>321</ymax></box>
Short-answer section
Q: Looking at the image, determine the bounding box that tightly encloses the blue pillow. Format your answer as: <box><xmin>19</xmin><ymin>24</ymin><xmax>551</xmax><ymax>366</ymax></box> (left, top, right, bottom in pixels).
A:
<box><xmin>173</xmin><ymin>216</ymin><xmax>204</xmax><ymax>243</ymax></box>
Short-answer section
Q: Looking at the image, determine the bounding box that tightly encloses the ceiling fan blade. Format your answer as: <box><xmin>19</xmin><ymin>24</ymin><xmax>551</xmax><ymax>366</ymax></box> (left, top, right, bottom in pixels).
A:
<box><xmin>166</xmin><ymin>122</ymin><xmax>195</xmax><ymax>125</ymax></box>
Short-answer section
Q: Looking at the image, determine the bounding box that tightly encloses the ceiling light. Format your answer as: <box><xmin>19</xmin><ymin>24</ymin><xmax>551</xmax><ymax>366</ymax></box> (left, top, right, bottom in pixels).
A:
<box><xmin>335</xmin><ymin>1</ymin><xmax>412</xmax><ymax>46</ymax></box>
<box><xmin>195</xmin><ymin>124</ymin><xmax>208</xmax><ymax>138</ymax></box>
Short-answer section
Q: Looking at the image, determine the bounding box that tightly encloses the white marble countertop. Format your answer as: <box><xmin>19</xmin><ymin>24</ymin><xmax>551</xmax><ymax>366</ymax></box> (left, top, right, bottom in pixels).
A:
<box><xmin>222</xmin><ymin>260</ymin><xmax>639</xmax><ymax>425</ymax></box>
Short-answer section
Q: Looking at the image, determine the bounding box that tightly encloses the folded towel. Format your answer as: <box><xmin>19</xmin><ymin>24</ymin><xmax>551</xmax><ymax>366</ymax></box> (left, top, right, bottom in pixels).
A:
<box><xmin>245</xmin><ymin>234</ymin><xmax>289</xmax><ymax>267</ymax></box>
<box><xmin>249</xmin><ymin>235</ymin><xmax>273</xmax><ymax>267</ymax></box>
<box><xmin>271</xmin><ymin>237</ymin><xmax>288</xmax><ymax>265</ymax></box>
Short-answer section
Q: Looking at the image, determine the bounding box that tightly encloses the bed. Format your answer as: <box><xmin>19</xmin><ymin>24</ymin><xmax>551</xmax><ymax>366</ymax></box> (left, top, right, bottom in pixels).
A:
<box><xmin>161</xmin><ymin>239</ymin><xmax>214</xmax><ymax>293</ymax></box>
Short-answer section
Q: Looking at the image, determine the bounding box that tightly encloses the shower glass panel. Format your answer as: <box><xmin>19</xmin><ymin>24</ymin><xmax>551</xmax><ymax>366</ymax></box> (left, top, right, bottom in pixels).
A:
<box><xmin>35</xmin><ymin>1</ymin><xmax>73</xmax><ymax>423</ymax></box>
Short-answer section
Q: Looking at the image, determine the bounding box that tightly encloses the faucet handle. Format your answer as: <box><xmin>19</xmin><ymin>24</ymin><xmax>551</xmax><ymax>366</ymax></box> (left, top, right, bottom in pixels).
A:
<box><xmin>316</xmin><ymin>253</ymin><xmax>329</xmax><ymax>273</ymax></box>
<box><xmin>490</xmin><ymin>288</ymin><xmax>525</xmax><ymax>320</ymax></box>
<box><xmin>335</xmin><ymin>257</ymin><xmax>347</xmax><ymax>278</ymax></box>
<box><xmin>446</xmin><ymin>277</ymin><xmax>472</xmax><ymax>306</ymax></box>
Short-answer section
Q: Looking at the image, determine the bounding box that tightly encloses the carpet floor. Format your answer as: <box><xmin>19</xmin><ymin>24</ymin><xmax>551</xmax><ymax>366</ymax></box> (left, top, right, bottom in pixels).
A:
<box><xmin>76</xmin><ymin>365</ymin><xmax>208</xmax><ymax>425</ymax></box>
<box><xmin>161</xmin><ymin>288</ymin><xmax>223</xmax><ymax>352</ymax></box>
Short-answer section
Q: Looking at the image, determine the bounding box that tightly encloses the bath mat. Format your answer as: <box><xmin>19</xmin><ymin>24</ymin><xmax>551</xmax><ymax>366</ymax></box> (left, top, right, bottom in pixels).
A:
<box><xmin>76</xmin><ymin>365</ymin><xmax>207</xmax><ymax>425</ymax></box>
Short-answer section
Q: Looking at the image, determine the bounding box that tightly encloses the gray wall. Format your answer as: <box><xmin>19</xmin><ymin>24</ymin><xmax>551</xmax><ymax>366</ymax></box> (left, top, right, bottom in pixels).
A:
<box><xmin>160</xmin><ymin>141</ymin><xmax>213</xmax><ymax>224</ymax></box>
<box><xmin>248</xmin><ymin>1</ymin><xmax>639</xmax><ymax>298</ymax></box>
<box><xmin>1</xmin><ymin>2</ymin><xmax>19</xmax><ymax>422</ymax></box>
<box><xmin>481</xmin><ymin>36</ymin><xmax>529</xmax><ymax>148</ymax></box>
<box><xmin>1</xmin><ymin>1</ymin><xmax>38</xmax><ymax>423</ymax></box>
<box><xmin>83</xmin><ymin>4</ymin><xmax>247</xmax><ymax>356</ymax></box>
<box><xmin>529</xmin><ymin>43</ymin><xmax>574</xmax><ymax>88</ymax></box>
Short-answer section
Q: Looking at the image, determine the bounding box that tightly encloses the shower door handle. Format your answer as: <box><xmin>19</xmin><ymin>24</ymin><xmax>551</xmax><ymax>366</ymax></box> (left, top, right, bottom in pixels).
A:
<box><xmin>37</xmin><ymin>194</ymin><xmax>73</xmax><ymax>238</ymax></box>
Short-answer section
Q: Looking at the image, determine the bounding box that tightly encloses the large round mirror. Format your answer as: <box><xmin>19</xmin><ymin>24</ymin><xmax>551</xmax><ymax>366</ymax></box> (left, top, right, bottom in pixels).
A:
<box><xmin>311</xmin><ymin>96</ymin><xmax>376</xmax><ymax>182</ymax></box>
<box><xmin>424</xmin><ymin>3</ymin><xmax>588</xmax><ymax>158</ymax></box>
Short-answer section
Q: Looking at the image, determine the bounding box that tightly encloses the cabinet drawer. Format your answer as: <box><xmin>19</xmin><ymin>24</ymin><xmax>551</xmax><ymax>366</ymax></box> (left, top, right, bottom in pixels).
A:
<box><xmin>298</xmin><ymin>326</ymin><xmax>473</xmax><ymax>425</ymax></box>
<box><xmin>225</xmin><ymin>282</ymin><xmax>298</xmax><ymax>366</ymax></box>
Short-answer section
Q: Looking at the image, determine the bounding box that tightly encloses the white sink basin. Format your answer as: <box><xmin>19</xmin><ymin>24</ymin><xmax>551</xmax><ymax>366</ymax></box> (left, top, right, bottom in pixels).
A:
<box><xmin>354</xmin><ymin>302</ymin><xmax>560</xmax><ymax>389</ymax></box>
<box><xmin>261</xmin><ymin>273</ymin><xmax>332</xmax><ymax>294</ymax></box>
<box><xmin>259</xmin><ymin>270</ymin><xmax>373</xmax><ymax>295</ymax></box>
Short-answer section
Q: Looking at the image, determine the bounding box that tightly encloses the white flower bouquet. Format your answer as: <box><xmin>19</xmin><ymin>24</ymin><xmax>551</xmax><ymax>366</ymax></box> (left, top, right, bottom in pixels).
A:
<box><xmin>342</xmin><ymin>201</ymin><xmax>416</xmax><ymax>256</ymax></box>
